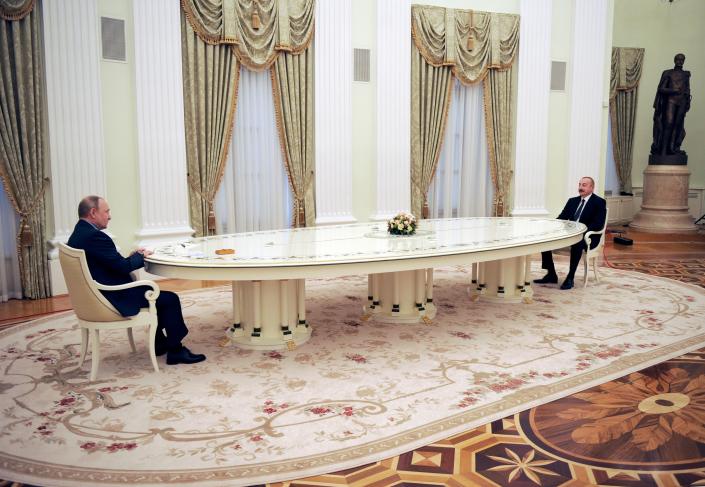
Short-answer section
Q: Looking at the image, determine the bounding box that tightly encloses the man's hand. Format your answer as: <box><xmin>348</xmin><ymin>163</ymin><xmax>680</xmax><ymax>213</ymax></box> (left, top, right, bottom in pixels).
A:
<box><xmin>132</xmin><ymin>247</ymin><xmax>153</xmax><ymax>257</ymax></box>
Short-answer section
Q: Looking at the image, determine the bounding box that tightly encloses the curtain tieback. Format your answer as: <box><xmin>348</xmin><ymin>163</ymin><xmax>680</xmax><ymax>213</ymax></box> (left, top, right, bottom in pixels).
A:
<box><xmin>17</xmin><ymin>177</ymin><xmax>49</xmax><ymax>247</ymax></box>
<box><xmin>293</xmin><ymin>174</ymin><xmax>314</xmax><ymax>227</ymax></box>
<box><xmin>187</xmin><ymin>176</ymin><xmax>217</xmax><ymax>235</ymax></box>
<box><xmin>493</xmin><ymin>193</ymin><xmax>505</xmax><ymax>217</ymax></box>
<box><xmin>207</xmin><ymin>203</ymin><xmax>217</xmax><ymax>234</ymax></box>
<box><xmin>422</xmin><ymin>194</ymin><xmax>430</xmax><ymax>219</ymax></box>
<box><xmin>294</xmin><ymin>198</ymin><xmax>306</xmax><ymax>228</ymax></box>
<box><xmin>186</xmin><ymin>175</ymin><xmax>212</xmax><ymax>203</ymax></box>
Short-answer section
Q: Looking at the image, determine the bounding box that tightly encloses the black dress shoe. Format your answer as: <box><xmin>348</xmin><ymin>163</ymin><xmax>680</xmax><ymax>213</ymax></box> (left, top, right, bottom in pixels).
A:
<box><xmin>533</xmin><ymin>273</ymin><xmax>558</xmax><ymax>284</ymax></box>
<box><xmin>560</xmin><ymin>278</ymin><xmax>574</xmax><ymax>290</ymax></box>
<box><xmin>166</xmin><ymin>346</ymin><xmax>206</xmax><ymax>365</ymax></box>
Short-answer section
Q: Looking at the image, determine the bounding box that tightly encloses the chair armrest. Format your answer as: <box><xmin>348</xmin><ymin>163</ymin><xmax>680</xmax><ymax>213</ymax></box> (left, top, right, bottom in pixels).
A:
<box><xmin>94</xmin><ymin>280</ymin><xmax>161</xmax><ymax>301</ymax></box>
<box><xmin>583</xmin><ymin>230</ymin><xmax>604</xmax><ymax>247</ymax></box>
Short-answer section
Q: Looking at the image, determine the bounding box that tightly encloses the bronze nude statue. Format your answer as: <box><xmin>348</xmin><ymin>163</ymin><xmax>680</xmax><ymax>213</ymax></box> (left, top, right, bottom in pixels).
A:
<box><xmin>650</xmin><ymin>53</ymin><xmax>691</xmax><ymax>165</ymax></box>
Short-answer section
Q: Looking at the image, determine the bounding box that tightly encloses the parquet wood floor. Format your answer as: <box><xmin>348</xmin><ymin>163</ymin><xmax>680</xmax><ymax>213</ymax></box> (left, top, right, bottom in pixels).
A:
<box><xmin>1</xmin><ymin>225</ymin><xmax>704</xmax><ymax>486</ymax></box>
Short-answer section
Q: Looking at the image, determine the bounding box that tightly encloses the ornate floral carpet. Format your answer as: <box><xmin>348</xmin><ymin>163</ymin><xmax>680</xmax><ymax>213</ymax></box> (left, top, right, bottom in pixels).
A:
<box><xmin>1</xmin><ymin>264</ymin><xmax>705</xmax><ymax>486</ymax></box>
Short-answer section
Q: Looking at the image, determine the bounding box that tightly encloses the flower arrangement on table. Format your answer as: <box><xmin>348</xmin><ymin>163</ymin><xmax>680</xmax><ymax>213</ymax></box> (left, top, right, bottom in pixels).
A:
<box><xmin>387</xmin><ymin>212</ymin><xmax>417</xmax><ymax>236</ymax></box>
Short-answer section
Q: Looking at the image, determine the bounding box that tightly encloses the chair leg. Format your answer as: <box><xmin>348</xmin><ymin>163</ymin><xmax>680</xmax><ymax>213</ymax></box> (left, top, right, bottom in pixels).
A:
<box><xmin>90</xmin><ymin>329</ymin><xmax>100</xmax><ymax>381</ymax></box>
<box><xmin>593</xmin><ymin>258</ymin><xmax>600</xmax><ymax>283</ymax></box>
<box><xmin>127</xmin><ymin>328</ymin><xmax>136</xmax><ymax>353</ymax></box>
<box><xmin>583</xmin><ymin>255</ymin><xmax>589</xmax><ymax>287</ymax></box>
<box><xmin>78</xmin><ymin>328</ymin><xmax>89</xmax><ymax>367</ymax></box>
<box><xmin>147</xmin><ymin>323</ymin><xmax>159</xmax><ymax>373</ymax></box>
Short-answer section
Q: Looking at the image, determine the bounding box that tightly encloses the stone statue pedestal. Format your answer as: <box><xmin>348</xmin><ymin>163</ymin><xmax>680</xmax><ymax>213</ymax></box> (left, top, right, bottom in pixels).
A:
<box><xmin>630</xmin><ymin>164</ymin><xmax>696</xmax><ymax>233</ymax></box>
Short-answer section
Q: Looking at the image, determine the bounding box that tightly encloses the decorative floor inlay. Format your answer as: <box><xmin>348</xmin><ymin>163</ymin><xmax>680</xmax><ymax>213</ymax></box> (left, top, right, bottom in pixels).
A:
<box><xmin>518</xmin><ymin>356</ymin><xmax>705</xmax><ymax>472</ymax></box>
<box><xmin>2</xmin><ymin>264</ymin><xmax>705</xmax><ymax>486</ymax></box>
<box><xmin>609</xmin><ymin>259</ymin><xmax>705</xmax><ymax>288</ymax></box>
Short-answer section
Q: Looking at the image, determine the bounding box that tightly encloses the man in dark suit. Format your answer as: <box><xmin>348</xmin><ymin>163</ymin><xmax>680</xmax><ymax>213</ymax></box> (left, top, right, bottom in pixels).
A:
<box><xmin>67</xmin><ymin>195</ymin><xmax>205</xmax><ymax>365</ymax></box>
<box><xmin>534</xmin><ymin>177</ymin><xmax>607</xmax><ymax>290</ymax></box>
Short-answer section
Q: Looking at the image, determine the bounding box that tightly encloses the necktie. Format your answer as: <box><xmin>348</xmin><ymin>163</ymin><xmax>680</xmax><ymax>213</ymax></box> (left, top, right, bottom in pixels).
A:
<box><xmin>573</xmin><ymin>199</ymin><xmax>585</xmax><ymax>221</ymax></box>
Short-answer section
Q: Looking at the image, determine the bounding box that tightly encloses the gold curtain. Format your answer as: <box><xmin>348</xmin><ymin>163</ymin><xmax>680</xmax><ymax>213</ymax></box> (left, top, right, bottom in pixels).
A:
<box><xmin>410</xmin><ymin>45</ymin><xmax>453</xmax><ymax>219</ymax></box>
<box><xmin>609</xmin><ymin>47</ymin><xmax>644</xmax><ymax>194</ymax></box>
<box><xmin>483</xmin><ymin>69</ymin><xmax>513</xmax><ymax>216</ymax></box>
<box><xmin>180</xmin><ymin>0</ymin><xmax>315</xmax><ymax>229</ymax></box>
<box><xmin>0</xmin><ymin>1</ymin><xmax>50</xmax><ymax>298</ymax></box>
<box><xmin>181</xmin><ymin>13</ymin><xmax>240</xmax><ymax>237</ymax></box>
<box><xmin>271</xmin><ymin>49</ymin><xmax>315</xmax><ymax>227</ymax></box>
<box><xmin>410</xmin><ymin>5</ymin><xmax>519</xmax><ymax>218</ymax></box>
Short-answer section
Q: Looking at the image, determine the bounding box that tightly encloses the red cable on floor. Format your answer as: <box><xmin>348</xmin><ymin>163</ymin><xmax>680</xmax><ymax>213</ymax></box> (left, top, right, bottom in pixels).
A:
<box><xmin>602</xmin><ymin>242</ymin><xmax>617</xmax><ymax>269</ymax></box>
<box><xmin>601</xmin><ymin>229</ymin><xmax>620</xmax><ymax>269</ymax></box>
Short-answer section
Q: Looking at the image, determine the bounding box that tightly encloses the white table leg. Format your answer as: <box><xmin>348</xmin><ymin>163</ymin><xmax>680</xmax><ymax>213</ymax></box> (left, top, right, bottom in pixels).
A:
<box><xmin>426</xmin><ymin>268</ymin><xmax>434</xmax><ymax>308</ymax></box>
<box><xmin>296</xmin><ymin>279</ymin><xmax>308</xmax><ymax>332</ymax></box>
<box><xmin>230</xmin><ymin>281</ymin><xmax>244</xmax><ymax>337</ymax></box>
<box><xmin>364</xmin><ymin>270</ymin><xmax>436</xmax><ymax>323</ymax></box>
<box><xmin>468</xmin><ymin>256</ymin><xmax>532</xmax><ymax>303</ymax></box>
<box><xmin>227</xmin><ymin>279</ymin><xmax>312</xmax><ymax>350</ymax></box>
<box><xmin>523</xmin><ymin>256</ymin><xmax>534</xmax><ymax>301</ymax></box>
<box><xmin>415</xmin><ymin>269</ymin><xmax>425</xmax><ymax>311</ymax></box>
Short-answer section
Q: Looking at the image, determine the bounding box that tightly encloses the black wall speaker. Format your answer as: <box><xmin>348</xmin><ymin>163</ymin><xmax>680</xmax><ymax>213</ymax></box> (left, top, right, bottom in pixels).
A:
<box><xmin>614</xmin><ymin>236</ymin><xmax>633</xmax><ymax>245</ymax></box>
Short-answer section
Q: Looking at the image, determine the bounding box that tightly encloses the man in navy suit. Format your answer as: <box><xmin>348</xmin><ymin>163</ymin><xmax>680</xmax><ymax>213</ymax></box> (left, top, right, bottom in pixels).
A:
<box><xmin>67</xmin><ymin>195</ymin><xmax>205</xmax><ymax>365</ymax></box>
<box><xmin>534</xmin><ymin>177</ymin><xmax>607</xmax><ymax>290</ymax></box>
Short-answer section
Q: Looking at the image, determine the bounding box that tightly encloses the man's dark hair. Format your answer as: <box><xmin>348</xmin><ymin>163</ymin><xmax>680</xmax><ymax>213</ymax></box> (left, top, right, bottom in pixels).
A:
<box><xmin>78</xmin><ymin>195</ymin><xmax>102</xmax><ymax>218</ymax></box>
<box><xmin>581</xmin><ymin>176</ymin><xmax>595</xmax><ymax>187</ymax></box>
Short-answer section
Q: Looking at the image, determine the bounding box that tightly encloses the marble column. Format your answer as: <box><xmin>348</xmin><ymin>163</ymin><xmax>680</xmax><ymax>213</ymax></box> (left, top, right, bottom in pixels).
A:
<box><xmin>512</xmin><ymin>0</ymin><xmax>552</xmax><ymax>217</ymax></box>
<box><xmin>373</xmin><ymin>0</ymin><xmax>411</xmax><ymax>221</ymax></box>
<box><xmin>133</xmin><ymin>0</ymin><xmax>194</xmax><ymax>246</ymax></box>
<box><xmin>42</xmin><ymin>0</ymin><xmax>106</xmax><ymax>294</ymax></box>
<box><xmin>314</xmin><ymin>0</ymin><xmax>355</xmax><ymax>225</ymax></box>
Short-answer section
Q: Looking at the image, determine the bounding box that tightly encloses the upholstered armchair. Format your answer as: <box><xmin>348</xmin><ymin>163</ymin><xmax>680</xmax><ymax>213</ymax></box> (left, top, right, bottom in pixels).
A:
<box><xmin>582</xmin><ymin>208</ymin><xmax>609</xmax><ymax>287</ymax></box>
<box><xmin>58</xmin><ymin>243</ymin><xmax>160</xmax><ymax>380</ymax></box>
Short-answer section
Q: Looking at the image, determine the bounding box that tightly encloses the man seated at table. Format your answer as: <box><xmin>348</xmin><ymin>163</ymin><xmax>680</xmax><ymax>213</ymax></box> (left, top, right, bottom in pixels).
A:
<box><xmin>534</xmin><ymin>177</ymin><xmax>607</xmax><ymax>290</ymax></box>
<box><xmin>67</xmin><ymin>195</ymin><xmax>206</xmax><ymax>365</ymax></box>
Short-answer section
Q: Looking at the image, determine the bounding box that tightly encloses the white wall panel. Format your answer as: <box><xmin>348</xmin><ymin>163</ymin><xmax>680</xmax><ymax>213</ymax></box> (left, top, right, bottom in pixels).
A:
<box><xmin>512</xmin><ymin>0</ymin><xmax>552</xmax><ymax>217</ymax></box>
<box><xmin>43</xmin><ymin>0</ymin><xmax>106</xmax><ymax>249</ymax></box>
<box><xmin>314</xmin><ymin>0</ymin><xmax>355</xmax><ymax>225</ymax></box>
<box><xmin>374</xmin><ymin>0</ymin><xmax>411</xmax><ymax>220</ymax></box>
<box><xmin>565</xmin><ymin>0</ymin><xmax>610</xmax><ymax>197</ymax></box>
<box><xmin>133</xmin><ymin>0</ymin><xmax>193</xmax><ymax>245</ymax></box>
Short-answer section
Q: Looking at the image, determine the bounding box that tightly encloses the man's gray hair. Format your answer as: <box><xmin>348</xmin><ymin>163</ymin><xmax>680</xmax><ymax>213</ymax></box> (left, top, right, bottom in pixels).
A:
<box><xmin>78</xmin><ymin>195</ymin><xmax>102</xmax><ymax>218</ymax></box>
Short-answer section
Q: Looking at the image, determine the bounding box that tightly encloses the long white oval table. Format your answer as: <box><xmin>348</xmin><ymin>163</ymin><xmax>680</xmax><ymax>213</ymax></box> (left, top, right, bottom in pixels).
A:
<box><xmin>145</xmin><ymin>218</ymin><xmax>585</xmax><ymax>350</ymax></box>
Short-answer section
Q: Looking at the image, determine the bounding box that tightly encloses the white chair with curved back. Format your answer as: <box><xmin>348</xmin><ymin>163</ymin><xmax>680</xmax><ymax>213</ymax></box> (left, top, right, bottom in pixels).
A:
<box><xmin>582</xmin><ymin>208</ymin><xmax>609</xmax><ymax>287</ymax></box>
<box><xmin>58</xmin><ymin>243</ymin><xmax>160</xmax><ymax>380</ymax></box>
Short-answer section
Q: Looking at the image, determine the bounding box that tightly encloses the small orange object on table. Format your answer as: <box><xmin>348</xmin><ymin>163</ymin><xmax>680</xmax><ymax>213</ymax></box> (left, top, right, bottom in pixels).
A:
<box><xmin>215</xmin><ymin>248</ymin><xmax>235</xmax><ymax>255</ymax></box>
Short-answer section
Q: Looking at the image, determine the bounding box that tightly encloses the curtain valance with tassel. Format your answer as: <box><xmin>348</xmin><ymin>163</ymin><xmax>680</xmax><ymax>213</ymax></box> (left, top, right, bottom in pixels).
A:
<box><xmin>181</xmin><ymin>0</ymin><xmax>314</xmax><ymax>70</ymax></box>
<box><xmin>0</xmin><ymin>0</ymin><xmax>33</xmax><ymax>20</ymax></box>
<box><xmin>411</xmin><ymin>5</ymin><xmax>519</xmax><ymax>85</ymax></box>
<box><xmin>610</xmin><ymin>47</ymin><xmax>644</xmax><ymax>98</ymax></box>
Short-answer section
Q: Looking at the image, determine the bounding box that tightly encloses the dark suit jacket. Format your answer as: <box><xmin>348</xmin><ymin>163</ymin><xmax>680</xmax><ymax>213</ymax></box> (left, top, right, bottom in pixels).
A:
<box><xmin>557</xmin><ymin>194</ymin><xmax>607</xmax><ymax>248</ymax></box>
<box><xmin>67</xmin><ymin>219</ymin><xmax>145</xmax><ymax>316</ymax></box>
